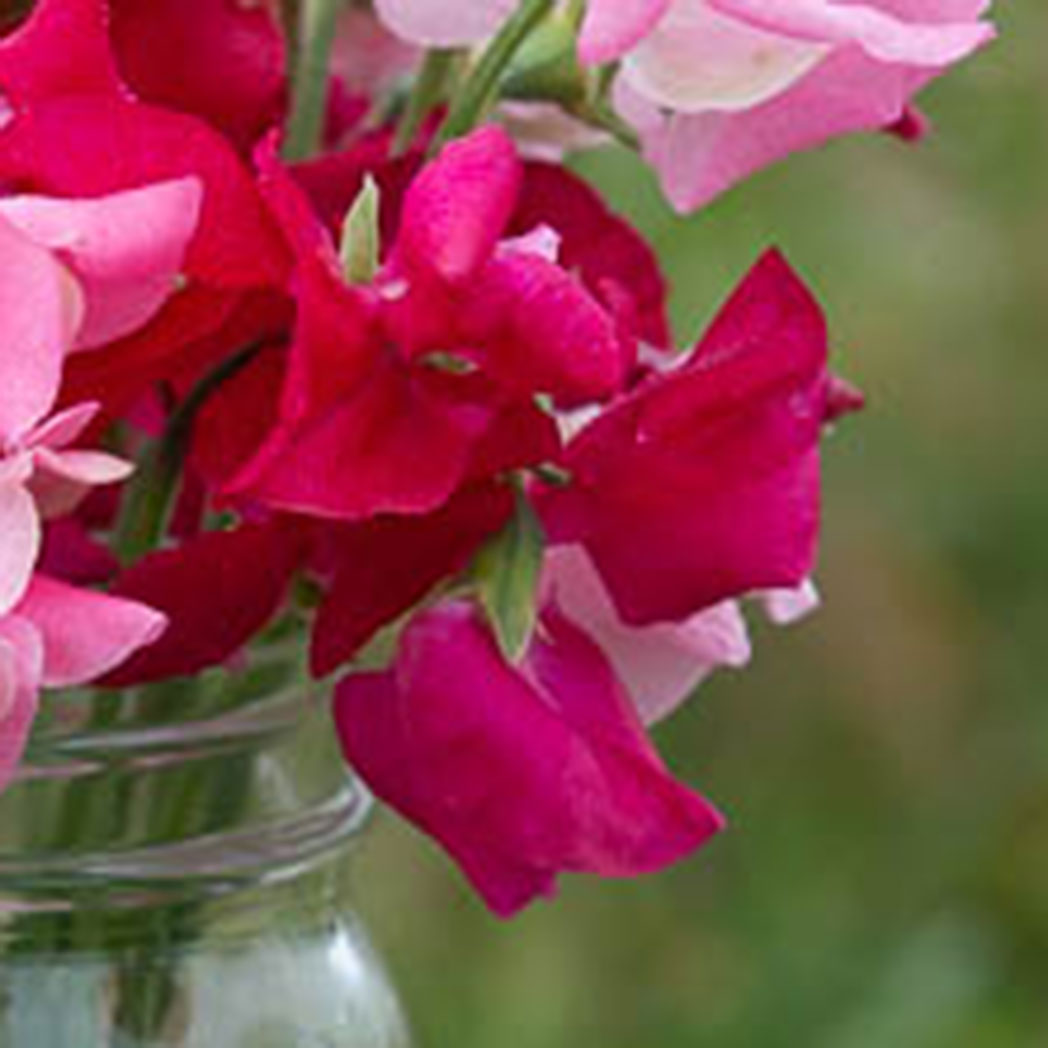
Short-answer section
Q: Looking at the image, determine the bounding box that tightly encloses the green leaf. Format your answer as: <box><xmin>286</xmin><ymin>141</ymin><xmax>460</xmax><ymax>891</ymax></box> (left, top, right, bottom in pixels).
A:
<box><xmin>339</xmin><ymin>175</ymin><xmax>381</xmax><ymax>284</ymax></box>
<box><xmin>472</xmin><ymin>487</ymin><xmax>546</xmax><ymax>662</ymax></box>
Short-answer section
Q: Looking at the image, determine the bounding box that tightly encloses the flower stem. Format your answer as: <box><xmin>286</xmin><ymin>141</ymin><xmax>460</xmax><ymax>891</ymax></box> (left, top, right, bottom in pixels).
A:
<box><xmin>393</xmin><ymin>48</ymin><xmax>460</xmax><ymax>156</ymax></box>
<box><xmin>283</xmin><ymin>0</ymin><xmax>343</xmax><ymax>161</ymax></box>
<box><xmin>113</xmin><ymin>343</ymin><xmax>263</xmax><ymax>566</ymax></box>
<box><xmin>434</xmin><ymin>0</ymin><xmax>555</xmax><ymax>151</ymax></box>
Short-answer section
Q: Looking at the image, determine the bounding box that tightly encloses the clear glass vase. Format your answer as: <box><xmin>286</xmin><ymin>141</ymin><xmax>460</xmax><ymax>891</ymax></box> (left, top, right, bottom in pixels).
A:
<box><xmin>0</xmin><ymin>645</ymin><xmax>412</xmax><ymax>1047</ymax></box>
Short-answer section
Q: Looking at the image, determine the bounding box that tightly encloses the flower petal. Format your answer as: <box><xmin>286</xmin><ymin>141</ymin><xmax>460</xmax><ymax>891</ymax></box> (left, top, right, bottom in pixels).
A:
<box><xmin>0</xmin><ymin>178</ymin><xmax>204</xmax><ymax>350</ymax></box>
<box><xmin>0</xmin><ymin>614</ymin><xmax>42</xmax><ymax>793</ymax></box>
<box><xmin>102</xmin><ymin>519</ymin><xmax>304</xmax><ymax>686</ymax></box>
<box><xmin>14</xmin><ymin>574</ymin><xmax>167</xmax><ymax>688</ymax></box>
<box><xmin>0</xmin><ymin>481</ymin><xmax>40</xmax><ymax>618</ymax></box>
<box><xmin>578</xmin><ymin>0</ymin><xmax>673</xmax><ymax>65</ymax></box>
<box><xmin>0</xmin><ymin>214</ymin><xmax>83</xmax><ymax>440</ymax></box>
<box><xmin>395</xmin><ymin>126</ymin><xmax>521</xmax><ymax>285</ymax></box>
<box><xmin>374</xmin><ymin>0</ymin><xmax>517</xmax><ymax>47</ymax></box>
<box><xmin>544</xmin><ymin>545</ymin><xmax>751</xmax><ymax>724</ymax></box>
<box><xmin>709</xmin><ymin>0</ymin><xmax>994</xmax><ymax>67</ymax></box>
<box><xmin>336</xmin><ymin>600</ymin><xmax>723</xmax><ymax>917</ymax></box>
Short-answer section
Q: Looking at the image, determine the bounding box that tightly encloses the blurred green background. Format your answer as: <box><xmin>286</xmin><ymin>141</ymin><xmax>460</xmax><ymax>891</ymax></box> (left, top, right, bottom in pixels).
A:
<box><xmin>358</xmin><ymin>4</ymin><xmax>1048</xmax><ymax>1045</ymax></box>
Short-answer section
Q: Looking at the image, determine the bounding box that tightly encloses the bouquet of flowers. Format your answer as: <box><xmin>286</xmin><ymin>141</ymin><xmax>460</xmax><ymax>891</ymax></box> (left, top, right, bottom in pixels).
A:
<box><xmin>0</xmin><ymin>0</ymin><xmax>992</xmax><ymax>926</ymax></box>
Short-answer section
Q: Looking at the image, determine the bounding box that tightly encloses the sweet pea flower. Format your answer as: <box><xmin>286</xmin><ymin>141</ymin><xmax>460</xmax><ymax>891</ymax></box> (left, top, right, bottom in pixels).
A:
<box><xmin>539</xmin><ymin>249</ymin><xmax>856</xmax><ymax>626</ymax></box>
<box><xmin>0</xmin><ymin>172</ymin><xmax>207</xmax><ymax>789</ymax></box>
<box><xmin>227</xmin><ymin>126</ymin><xmax>622</xmax><ymax>521</ymax></box>
<box><xmin>335</xmin><ymin>599</ymin><xmax>723</xmax><ymax>916</ymax></box>
<box><xmin>600</xmin><ymin>0</ymin><xmax>995</xmax><ymax>210</ymax></box>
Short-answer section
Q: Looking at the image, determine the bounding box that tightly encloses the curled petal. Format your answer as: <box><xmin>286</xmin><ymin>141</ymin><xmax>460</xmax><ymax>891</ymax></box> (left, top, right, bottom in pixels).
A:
<box><xmin>0</xmin><ymin>482</ymin><xmax>39</xmax><ymax>618</ymax></box>
<box><xmin>0</xmin><ymin>215</ymin><xmax>83</xmax><ymax>441</ymax></box>
<box><xmin>28</xmin><ymin>447</ymin><xmax>133</xmax><ymax>519</ymax></box>
<box><xmin>395</xmin><ymin>126</ymin><xmax>521</xmax><ymax>284</ymax></box>
<box><xmin>578</xmin><ymin>0</ymin><xmax>672</xmax><ymax>64</ymax></box>
<box><xmin>0</xmin><ymin>178</ymin><xmax>204</xmax><ymax>351</ymax></box>
<box><xmin>21</xmin><ymin>402</ymin><xmax>99</xmax><ymax>450</ymax></box>
<box><xmin>14</xmin><ymin>574</ymin><xmax>167</xmax><ymax>688</ymax></box>
<box><xmin>336</xmin><ymin>600</ymin><xmax>723</xmax><ymax>916</ymax></box>
<box><xmin>544</xmin><ymin>545</ymin><xmax>751</xmax><ymax>724</ymax></box>
<box><xmin>709</xmin><ymin>0</ymin><xmax>995</xmax><ymax>67</ymax></box>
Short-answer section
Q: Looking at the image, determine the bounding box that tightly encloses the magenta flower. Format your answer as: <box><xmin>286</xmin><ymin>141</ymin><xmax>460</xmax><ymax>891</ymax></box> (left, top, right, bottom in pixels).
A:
<box><xmin>540</xmin><ymin>249</ymin><xmax>849</xmax><ymax>625</ymax></box>
<box><xmin>228</xmin><ymin>126</ymin><xmax>622</xmax><ymax>520</ymax></box>
<box><xmin>335</xmin><ymin>599</ymin><xmax>723</xmax><ymax>916</ymax></box>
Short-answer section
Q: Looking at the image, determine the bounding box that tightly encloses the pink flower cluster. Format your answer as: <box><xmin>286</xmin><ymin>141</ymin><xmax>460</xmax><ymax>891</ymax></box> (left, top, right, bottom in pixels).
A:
<box><xmin>0</xmin><ymin>0</ymin><xmax>985</xmax><ymax>915</ymax></box>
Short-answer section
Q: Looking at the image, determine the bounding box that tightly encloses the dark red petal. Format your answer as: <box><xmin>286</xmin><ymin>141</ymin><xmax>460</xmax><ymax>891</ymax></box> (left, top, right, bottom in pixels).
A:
<box><xmin>102</xmin><ymin>518</ymin><xmax>305</xmax><ymax>685</ymax></box>
<box><xmin>311</xmin><ymin>484</ymin><xmax>513</xmax><ymax>676</ymax></box>
<box><xmin>513</xmin><ymin>162</ymin><xmax>671</xmax><ymax>349</ymax></box>
<box><xmin>0</xmin><ymin>0</ymin><xmax>120</xmax><ymax>107</ymax></box>
<box><xmin>543</xmin><ymin>250</ymin><xmax>834</xmax><ymax>623</ymax></box>
<box><xmin>110</xmin><ymin>0</ymin><xmax>286</xmax><ymax>153</ymax></box>
<box><xmin>231</xmin><ymin>360</ymin><xmax>491</xmax><ymax>521</ymax></box>
<box><xmin>0</xmin><ymin>96</ymin><xmax>287</xmax><ymax>289</ymax></box>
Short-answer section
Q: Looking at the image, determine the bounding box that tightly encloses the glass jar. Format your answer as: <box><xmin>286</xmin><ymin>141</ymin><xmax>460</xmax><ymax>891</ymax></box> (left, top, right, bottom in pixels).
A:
<box><xmin>0</xmin><ymin>645</ymin><xmax>411</xmax><ymax>1047</ymax></box>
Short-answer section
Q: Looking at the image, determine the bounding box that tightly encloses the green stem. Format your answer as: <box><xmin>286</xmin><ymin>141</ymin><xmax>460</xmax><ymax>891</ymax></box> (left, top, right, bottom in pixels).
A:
<box><xmin>113</xmin><ymin>343</ymin><xmax>263</xmax><ymax>566</ymax></box>
<box><xmin>283</xmin><ymin>0</ymin><xmax>343</xmax><ymax>161</ymax></box>
<box><xmin>393</xmin><ymin>48</ymin><xmax>460</xmax><ymax>156</ymax></box>
<box><xmin>434</xmin><ymin>0</ymin><xmax>555</xmax><ymax>150</ymax></box>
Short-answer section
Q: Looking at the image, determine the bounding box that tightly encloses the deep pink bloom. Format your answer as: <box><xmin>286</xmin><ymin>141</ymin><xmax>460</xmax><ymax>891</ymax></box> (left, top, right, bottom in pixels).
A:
<box><xmin>540</xmin><ymin>250</ymin><xmax>846</xmax><ymax>625</ymax></box>
<box><xmin>227</xmin><ymin>127</ymin><xmax>617</xmax><ymax>521</ymax></box>
<box><xmin>335</xmin><ymin>599</ymin><xmax>723</xmax><ymax>916</ymax></box>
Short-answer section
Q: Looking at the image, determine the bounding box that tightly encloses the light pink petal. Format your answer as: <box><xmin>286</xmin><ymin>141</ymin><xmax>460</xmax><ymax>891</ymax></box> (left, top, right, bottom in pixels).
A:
<box><xmin>0</xmin><ymin>215</ymin><xmax>83</xmax><ymax>440</ymax></box>
<box><xmin>0</xmin><ymin>614</ymin><xmax>43</xmax><ymax>793</ymax></box>
<box><xmin>21</xmin><ymin>401</ymin><xmax>100</xmax><ymax>450</ymax></box>
<box><xmin>624</xmin><ymin>0</ymin><xmax>828</xmax><ymax>113</ymax></box>
<box><xmin>579</xmin><ymin>0</ymin><xmax>673</xmax><ymax>64</ymax></box>
<box><xmin>374</xmin><ymin>0</ymin><xmax>517</xmax><ymax>47</ymax></box>
<box><xmin>544</xmin><ymin>545</ymin><xmax>751</xmax><ymax>725</ymax></box>
<box><xmin>14</xmin><ymin>574</ymin><xmax>167</xmax><ymax>688</ymax></box>
<box><xmin>709</xmin><ymin>0</ymin><xmax>994</xmax><ymax>67</ymax></box>
<box><xmin>28</xmin><ymin>446</ymin><xmax>134</xmax><ymax>519</ymax></box>
<box><xmin>761</xmin><ymin>578</ymin><xmax>820</xmax><ymax>625</ymax></box>
<box><xmin>0</xmin><ymin>178</ymin><xmax>204</xmax><ymax>351</ymax></box>
<box><xmin>620</xmin><ymin>48</ymin><xmax>942</xmax><ymax>211</ymax></box>
<box><xmin>0</xmin><ymin>481</ymin><xmax>40</xmax><ymax>617</ymax></box>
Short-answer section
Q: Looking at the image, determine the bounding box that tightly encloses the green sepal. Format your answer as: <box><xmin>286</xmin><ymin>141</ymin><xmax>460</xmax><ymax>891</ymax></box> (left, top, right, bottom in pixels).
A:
<box><xmin>339</xmin><ymin>175</ymin><xmax>381</xmax><ymax>285</ymax></box>
<box><xmin>472</xmin><ymin>485</ymin><xmax>546</xmax><ymax>662</ymax></box>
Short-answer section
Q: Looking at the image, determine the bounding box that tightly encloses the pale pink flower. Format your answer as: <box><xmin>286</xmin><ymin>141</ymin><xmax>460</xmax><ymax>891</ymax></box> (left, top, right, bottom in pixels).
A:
<box><xmin>0</xmin><ymin>178</ymin><xmax>201</xmax><ymax>790</ymax></box>
<box><xmin>603</xmin><ymin>0</ymin><xmax>995</xmax><ymax>210</ymax></box>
